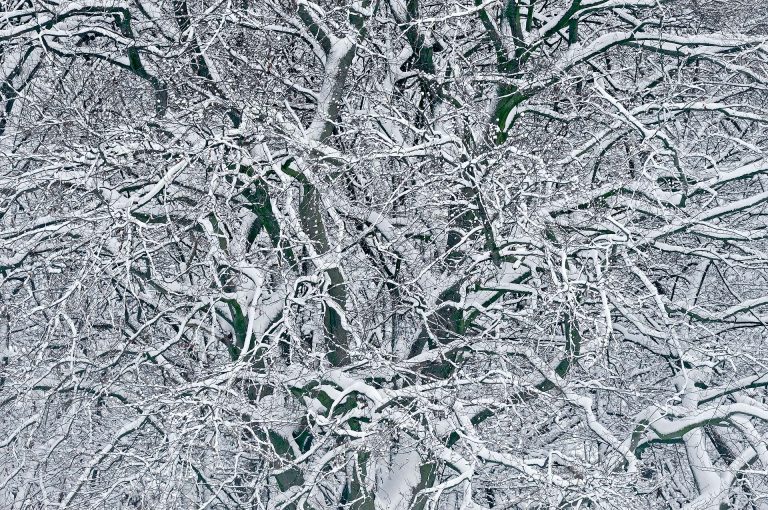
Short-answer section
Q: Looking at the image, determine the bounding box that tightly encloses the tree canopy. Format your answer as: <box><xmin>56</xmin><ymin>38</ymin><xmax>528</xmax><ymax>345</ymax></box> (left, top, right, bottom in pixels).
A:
<box><xmin>1</xmin><ymin>0</ymin><xmax>768</xmax><ymax>508</ymax></box>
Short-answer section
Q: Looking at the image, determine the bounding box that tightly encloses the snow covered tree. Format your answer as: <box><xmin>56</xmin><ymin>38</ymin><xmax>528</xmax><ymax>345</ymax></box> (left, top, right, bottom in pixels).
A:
<box><xmin>1</xmin><ymin>0</ymin><xmax>768</xmax><ymax>508</ymax></box>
